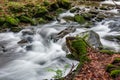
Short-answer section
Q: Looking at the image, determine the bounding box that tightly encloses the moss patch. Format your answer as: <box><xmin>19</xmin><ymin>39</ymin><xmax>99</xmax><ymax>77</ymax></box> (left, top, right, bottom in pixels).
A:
<box><xmin>74</xmin><ymin>14</ymin><xmax>86</xmax><ymax>24</ymax></box>
<box><xmin>110</xmin><ymin>70</ymin><xmax>120</xmax><ymax>78</ymax></box>
<box><xmin>99</xmin><ymin>50</ymin><xmax>117</xmax><ymax>55</ymax></box>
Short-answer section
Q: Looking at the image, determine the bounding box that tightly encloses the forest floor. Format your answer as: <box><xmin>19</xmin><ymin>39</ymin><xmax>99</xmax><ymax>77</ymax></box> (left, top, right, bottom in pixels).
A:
<box><xmin>74</xmin><ymin>48</ymin><xmax>120</xmax><ymax>80</ymax></box>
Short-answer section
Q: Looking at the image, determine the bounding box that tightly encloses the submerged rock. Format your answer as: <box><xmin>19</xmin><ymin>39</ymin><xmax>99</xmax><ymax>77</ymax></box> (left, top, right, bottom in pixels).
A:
<box><xmin>17</xmin><ymin>39</ymin><xmax>28</xmax><ymax>44</ymax></box>
<box><xmin>51</xmin><ymin>26</ymin><xmax>76</xmax><ymax>41</ymax></box>
<box><xmin>77</xmin><ymin>30</ymin><xmax>103</xmax><ymax>49</ymax></box>
<box><xmin>104</xmin><ymin>35</ymin><xmax>120</xmax><ymax>44</ymax></box>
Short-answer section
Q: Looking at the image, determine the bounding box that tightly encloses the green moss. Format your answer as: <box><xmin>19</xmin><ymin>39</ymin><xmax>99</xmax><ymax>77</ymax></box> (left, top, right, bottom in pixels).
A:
<box><xmin>38</xmin><ymin>18</ymin><xmax>46</xmax><ymax>24</ymax></box>
<box><xmin>63</xmin><ymin>16</ymin><xmax>74</xmax><ymax>22</ymax></box>
<box><xmin>10</xmin><ymin>27</ymin><xmax>22</xmax><ymax>32</ymax></box>
<box><xmin>74</xmin><ymin>14</ymin><xmax>86</xmax><ymax>24</ymax></box>
<box><xmin>43</xmin><ymin>0</ymin><xmax>50</xmax><ymax>6</ymax></box>
<box><xmin>70</xmin><ymin>37</ymin><xmax>87</xmax><ymax>60</ymax></box>
<box><xmin>8</xmin><ymin>5</ymin><xmax>24</xmax><ymax>13</ymax></box>
<box><xmin>66</xmin><ymin>54</ymin><xmax>77</xmax><ymax>60</ymax></box>
<box><xmin>81</xmin><ymin>13</ymin><xmax>95</xmax><ymax>20</ymax></box>
<box><xmin>106</xmin><ymin>64</ymin><xmax>117</xmax><ymax>72</ymax></box>
<box><xmin>99</xmin><ymin>50</ymin><xmax>116</xmax><ymax>55</ymax></box>
<box><xmin>49</xmin><ymin>2</ymin><xmax>59</xmax><ymax>11</ymax></box>
<box><xmin>70</xmin><ymin>7</ymin><xmax>79</xmax><ymax>13</ymax></box>
<box><xmin>19</xmin><ymin>15</ymin><xmax>34</xmax><ymax>25</ymax></box>
<box><xmin>100</xmin><ymin>6</ymin><xmax>108</xmax><ymax>10</ymax></box>
<box><xmin>0</xmin><ymin>17</ymin><xmax>5</xmax><ymax>26</ymax></box>
<box><xmin>56</xmin><ymin>8</ymin><xmax>65</xmax><ymax>14</ymax></box>
<box><xmin>72</xmin><ymin>38</ymin><xmax>87</xmax><ymax>55</ymax></box>
<box><xmin>110</xmin><ymin>70</ymin><xmax>120</xmax><ymax>78</ymax></box>
<box><xmin>5</xmin><ymin>16</ymin><xmax>19</xmax><ymax>26</ymax></box>
<box><xmin>34</xmin><ymin>6</ymin><xmax>48</xmax><ymax>17</ymax></box>
<box><xmin>57</xmin><ymin>0</ymin><xmax>71</xmax><ymax>9</ymax></box>
<box><xmin>112</xmin><ymin>58</ymin><xmax>120</xmax><ymax>64</ymax></box>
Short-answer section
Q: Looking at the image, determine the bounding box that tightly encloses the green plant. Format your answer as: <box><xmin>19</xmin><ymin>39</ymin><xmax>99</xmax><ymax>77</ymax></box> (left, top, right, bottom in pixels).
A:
<box><xmin>99</xmin><ymin>50</ymin><xmax>116</xmax><ymax>55</ymax></box>
<box><xmin>48</xmin><ymin>64</ymin><xmax>70</xmax><ymax>79</ymax></box>
<box><xmin>110</xmin><ymin>70</ymin><xmax>120</xmax><ymax>78</ymax></box>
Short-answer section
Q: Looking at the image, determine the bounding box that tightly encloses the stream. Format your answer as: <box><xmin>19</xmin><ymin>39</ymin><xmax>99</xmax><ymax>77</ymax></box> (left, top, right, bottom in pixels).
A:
<box><xmin>0</xmin><ymin>1</ymin><xmax>120</xmax><ymax>80</ymax></box>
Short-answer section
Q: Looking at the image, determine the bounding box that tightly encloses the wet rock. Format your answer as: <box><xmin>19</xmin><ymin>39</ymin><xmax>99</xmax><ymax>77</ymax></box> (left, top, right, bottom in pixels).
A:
<box><xmin>77</xmin><ymin>30</ymin><xmax>103</xmax><ymax>49</ymax></box>
<box><xmin>81</xmin><ymin>12</ymin><xmax>95</xmax><ymax>21</ymax></box>
<box><xmin>99</xmin><ymin>6</ymin><xmax>109</xmax><ymax>10</ymax></box>
<box><xmin>26</xmin><ymin>45</ymin><xmax>32</xmax><ymax>51</ymax></box>
<box><xmin>70</xmin><ymin>7</ymin><xmax>80</xmax><ymax>13</ymax></box>
<box><xmin>89</xmin><ymin>9</ymin><xmax>99</xmax><ymax>15</ymax></box>
<box><xmin>62</xmin><ymin>16</ymin><xmax>74</xmax><ymax>22</ymax></box>
<box><xmin>108</xmin><ymin>17</ymin><xmax>120</xmax><ymax>32</ymax></box>
<box><xmin>17</xmin><ymin>39</ymin><xmax>28</xmax><ymax>44</ymax></box>
<box><xmin>22</xmin><ymin>30</ymin><xmax>34</xmax><ymax>36</ymax></box>
<box><xmin>51</xmin><ymin>26</ymin><xmax>76</xmax><ymax>41</ymax></box>
<box><xmin>10</xmin><ymin>27</ymin><xmax>22</xmax><ymax>32</ymax></box>
<box><xmin>103</xmin><ymin>35</ymin><xmax>120</xmax><ymax>44</ymax></box>
<box><xmin>95</xmin><ymin>14</ymin><xmax>107</xmax><ymax>22</ymax></box>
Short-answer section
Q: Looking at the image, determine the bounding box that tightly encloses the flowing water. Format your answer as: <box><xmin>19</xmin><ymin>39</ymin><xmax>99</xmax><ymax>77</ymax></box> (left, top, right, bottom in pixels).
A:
<box><xmin>0</xmin><ymin>1</ymin><xmax>120</xmax><ymax>80</ymax></box>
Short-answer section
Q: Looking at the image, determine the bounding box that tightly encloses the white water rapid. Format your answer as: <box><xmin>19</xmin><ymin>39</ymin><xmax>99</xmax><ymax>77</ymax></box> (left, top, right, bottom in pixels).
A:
<box><xmin>0</xmin><ymin>1</ymin><xmax>120</xmax><ymax>80</ymax></box>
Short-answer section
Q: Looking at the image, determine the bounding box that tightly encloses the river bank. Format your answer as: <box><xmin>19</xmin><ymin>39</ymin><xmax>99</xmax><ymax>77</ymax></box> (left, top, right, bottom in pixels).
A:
<box><xmin>0</xmin><ymin>0</ymin><xmax>120</xmax><ymax>80</ymax></box>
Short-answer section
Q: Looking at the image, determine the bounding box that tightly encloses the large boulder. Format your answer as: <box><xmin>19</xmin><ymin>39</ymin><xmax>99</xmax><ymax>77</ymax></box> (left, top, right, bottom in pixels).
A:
<box><xmin>77</xmin><ymin>30</ymin><xmax>103</xmax><ymax>49</ymax></box>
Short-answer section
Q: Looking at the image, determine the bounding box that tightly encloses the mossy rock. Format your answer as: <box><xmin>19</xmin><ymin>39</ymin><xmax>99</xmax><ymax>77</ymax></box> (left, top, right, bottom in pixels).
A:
<box><xmin>112</xmin><ymin>58</ymin><xmax>120</xmax><ymax>65</ymax></box>
<box><xmin>74</xmin><ymin>14</ymin><xmax>86</xmax><ymax>24</ymax></box>
<box><xmin>57</xmin><ymin>0</ymin><xmax>71</xmax><ymax>9</ymax></box>
<box><xmin>70</xmin><ymin>7</ymin><xmax>80</xmax><ymax>13</ymax></box>
<box><xmin>84</xmin><ymin>22</ymin><xmax>93</xmax><ymax>28</ymax></box>
<box><xmin>19</xmin><ymin>15</ymin><xmax>30</xmax><ymax>23</ymax></box>
<box><xmin>44</xmin><ymin>14</ymin><xmax>54</xmax><ymax>21</ymax></box>
<box><xmin>38</xmin><ymin>18</ymin><xmax>46</xmax><ymax>24</ymax></box>
<box><xmin>110</xmin><ymin>70</ymin><xmax>120</xmax><ymax>78</ymax></box>
<box><xmin>5</xmin><ymin>16</ymin><xmax>19</xmax><ymax>26</ymax></box>
<box><xmin>56</xmin><ymin>8</ymin><xmax>65</xmax><ymax>14</ymax></box>
<box><xmin>100</xmin><ymin>6</ymin><xmax>108</xmax><ymax>10</ymax></box>
<box><xmin>63</xmin><ymin>16</ymin><xmax>74</xmax><ymax>22</ymax></box>
<box><xmin>43</xmin><ymin>0</ymin><xmax>50</xmax><ymax>6</ymax></box>
<box><xmin>66</xmin><ymin>37</ymin><xmax>87</xmax><ymax>59</ymax></box>
<box><xmin>81</xmin><ymin>13</ymin><xmax>95</xmax><ymax>20</ymax></box>
<box><xmin>48</xmin><ymin>2</ymin><xmax>59</xmax><ymax>11</ymax></box>
<box><xmin>8</xmin><ymin>5</ymin><xmax>24</xmax><ymax>13</ymax></box>
<box><xmin>24</xmin><ymin>3</ymin><xmax>35</xmax><ymax>7</ymax></box>
<box><xmin>10</xmin><ymin>27</ymin><xmax>22</xmax><ymax>32</ymax></box>
<box><xmin>0</xmin><ymin>17</ymin><xmax>5</xmax><ymax>26</ymax></box>
<box><xmin>71</xmin><ymin>38</ymin><xmax>87</xmax><ymax>55</ymax></box>
<box><xmin>19</xmin><ymin>15</ymin><xmax>36</xmax><ymax>25</ymax></box>
<box><xmin>34</xmin><ymin>6</ymin><xmax>48</xmax><ymax>17</ymax></box>
<box><xmin>106</xmin><ymin>64</ymin><xmax>118</xmax><ymax>72</ymax></box>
